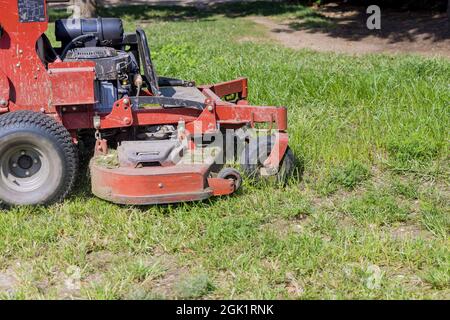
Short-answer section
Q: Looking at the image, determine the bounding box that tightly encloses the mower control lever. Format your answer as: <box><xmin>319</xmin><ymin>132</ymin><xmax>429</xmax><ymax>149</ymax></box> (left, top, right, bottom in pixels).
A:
<box><xmin>136</xmin><ymin>28</ymin><xmax>160</xmax><ymax>96</ymax></box>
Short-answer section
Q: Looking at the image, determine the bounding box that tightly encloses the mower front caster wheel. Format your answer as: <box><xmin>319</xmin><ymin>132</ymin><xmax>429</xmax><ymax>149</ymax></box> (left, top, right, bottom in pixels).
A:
<box><xmin>0</xmin><ymin>111</ymin><xmax>78</xmax><ymax>207</ymax></box>
<box><xmin>218</xmin><ymin>168</ymin><xmax>242</xmax><ymax>191</ymax></box>
<box><xmin>240</xmin><ymin>135</ymin><xmax>295</xmax><ymax>184</ymax></box>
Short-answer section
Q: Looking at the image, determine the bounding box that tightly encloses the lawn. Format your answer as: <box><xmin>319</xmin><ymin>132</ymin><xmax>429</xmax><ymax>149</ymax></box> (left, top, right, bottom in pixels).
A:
<box><xmin>0</xmin><ymin>2</ymin><xmax>449</xmax><ymax>299</ymax></box>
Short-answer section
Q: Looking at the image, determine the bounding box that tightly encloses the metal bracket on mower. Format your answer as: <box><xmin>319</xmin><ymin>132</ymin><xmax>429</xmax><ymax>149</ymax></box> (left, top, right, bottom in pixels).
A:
<box><xmin>100</xmin><ymin>98</ymin><xmax>134</xmax><ymax>129</ymax></box>
<box><xmin>95</xmin><ymin>139</ymin><xmax>109</xmax><ymax>156</ymax></box>
<box><xmin>262</xmin><ymin>132</ymin><xmax>289</xmax><ymax>176</ymax></box>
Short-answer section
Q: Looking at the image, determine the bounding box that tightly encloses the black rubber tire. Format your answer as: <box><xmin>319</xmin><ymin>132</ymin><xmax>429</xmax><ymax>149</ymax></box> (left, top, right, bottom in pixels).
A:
<box><xmin>0</xmin><ymin>111</ymin><xmax>78</xmax><ymax>206</ymax></box>
<box><xmin>239</xmin><ymin>135</ymin><xmax>296</xmax><ymax>183</ymax></box>
<box><xmin>218</xmin><ymin>167</ymin><xmax>242</xmax><ymax>191</ymax></box>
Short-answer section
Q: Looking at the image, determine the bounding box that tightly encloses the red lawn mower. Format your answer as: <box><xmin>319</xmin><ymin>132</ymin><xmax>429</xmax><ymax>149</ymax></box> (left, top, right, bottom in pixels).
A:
<box><xmin>0</xmin><ymin>0</ymin><xmax>294</xmax><ymax>206</ymax></box>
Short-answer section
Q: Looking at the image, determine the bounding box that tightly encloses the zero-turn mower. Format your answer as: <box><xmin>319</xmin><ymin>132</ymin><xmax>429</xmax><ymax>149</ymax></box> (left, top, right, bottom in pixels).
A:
<box><xmin>0</xmin><ymin>0</ymin><xmax>294</xmax><ymax>206</ymax></box>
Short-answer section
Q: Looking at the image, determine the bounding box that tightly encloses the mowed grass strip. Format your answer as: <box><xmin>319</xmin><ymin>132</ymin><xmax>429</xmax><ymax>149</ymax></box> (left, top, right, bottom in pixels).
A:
<box><xmin>0</xmin><ymin>3</ymin><xmax>448</xmax><ymax>299</ymax></box>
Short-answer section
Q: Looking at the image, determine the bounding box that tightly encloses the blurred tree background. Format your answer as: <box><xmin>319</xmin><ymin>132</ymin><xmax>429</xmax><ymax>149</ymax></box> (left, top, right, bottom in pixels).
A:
<box><xmin>74</xmin><ymin>0</ymin><xmax>97</xmax><ymax>17</ymax></box>
<box><xmin>70</xmin><ymin>0</ymin><xmax>449</xmax><ymax>18</ymax></box>
<box><xmin>288</xmin><ymin>0</ymin><xmax>448</xmax><ymax>12</ymax></box>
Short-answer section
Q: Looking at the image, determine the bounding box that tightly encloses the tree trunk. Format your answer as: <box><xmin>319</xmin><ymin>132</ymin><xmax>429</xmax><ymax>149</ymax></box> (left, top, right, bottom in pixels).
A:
<box><xmin>76</xmin><ymin>0</ymin><xmax>97</xmax><ymax>18</ymax></box>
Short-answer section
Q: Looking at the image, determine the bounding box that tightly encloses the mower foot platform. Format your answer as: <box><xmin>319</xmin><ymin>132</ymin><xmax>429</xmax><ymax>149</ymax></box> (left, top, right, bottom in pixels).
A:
<box><xmin>90</xmin><ymin>154</ymin><xmax>236</xmax><ymax>205</ymax></box>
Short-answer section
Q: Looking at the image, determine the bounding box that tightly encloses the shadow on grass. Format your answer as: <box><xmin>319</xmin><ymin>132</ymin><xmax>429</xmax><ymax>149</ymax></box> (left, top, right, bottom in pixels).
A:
<box><xmin>99</xmin><ymin>1</ymin><xmax>313</xmax><ymax>21</ymax></box>
<box><xmin>49</xmin><ymin>1</ymin><xmax>317</xmax><ymax>22</ymax></box>
<box><xmin>275</xmin><ymin>4</ymin><xmax>450</xmax><ymax>43</ymax></box>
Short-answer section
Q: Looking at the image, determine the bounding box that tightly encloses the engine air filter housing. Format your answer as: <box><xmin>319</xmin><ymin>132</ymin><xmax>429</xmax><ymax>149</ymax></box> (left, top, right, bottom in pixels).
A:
<box><xmin>55</xmin><ymin>18</ymin><xmax>124</xmax><ymax>47</ymax></box>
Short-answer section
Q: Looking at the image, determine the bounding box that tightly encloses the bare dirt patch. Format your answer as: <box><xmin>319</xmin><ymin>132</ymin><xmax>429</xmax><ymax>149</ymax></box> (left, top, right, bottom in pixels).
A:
<box><xmin>86</xmin><ymin>250</ymin><xmax>120</xmax><ymax>270</ymax></box>
<box><xmin>285</xmin><ymin>272</ymin><xmax>305</xmax><ymax>298</ymax></box>
<box><xmin>261</xmin><ymin>214</ymin><xmax>310</xmax><ymax>238</ymax></box>
<box><xmin>389</xmin><ymin>223</ymin><xmax>434</xmax><ymax>240</ymax></box>
<box><xmin>0</xmin><ymin>268</ymin><xmax>19</xmax><ymax>296</ymax></box>
<box><xmin>236</xmin><ymin>35</ymin><xmax>267</xmax><ymax>44</ymax></box>
<box><xmin>251</xmin><ymin>4</ymin><xmax>450</xmax><ymax>58</ymax></box>
<box><xmin>125</xmin><ymin>252</ymin><xmax>191</xmax><ymax>299</ymax></box>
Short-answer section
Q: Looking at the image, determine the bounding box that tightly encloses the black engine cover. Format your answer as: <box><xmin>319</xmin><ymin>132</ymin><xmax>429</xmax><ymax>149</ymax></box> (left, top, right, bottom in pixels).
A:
<box><xmin>64</xmin><ymin>47</ymin><xmax>133</xmax><ymax>81</ymax></box>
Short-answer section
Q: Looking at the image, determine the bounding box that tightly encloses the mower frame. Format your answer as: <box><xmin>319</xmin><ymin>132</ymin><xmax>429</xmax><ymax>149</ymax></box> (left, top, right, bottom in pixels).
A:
<box><xmin>0</xmin><ymin>0</ymin><xmax>290</xmax><ymax>205</ymax></box>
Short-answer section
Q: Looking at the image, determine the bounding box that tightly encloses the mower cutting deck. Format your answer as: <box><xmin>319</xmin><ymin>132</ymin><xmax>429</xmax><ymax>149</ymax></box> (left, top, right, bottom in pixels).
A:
<box><xmin>0</xmin><ymin>0</ymin><xmax>294</xmax><ymax>206</ymax></box>
<box><xmin>91</xmin><ymin>142</ymin><xmax>236</xmax><ymax>205</ymax></box>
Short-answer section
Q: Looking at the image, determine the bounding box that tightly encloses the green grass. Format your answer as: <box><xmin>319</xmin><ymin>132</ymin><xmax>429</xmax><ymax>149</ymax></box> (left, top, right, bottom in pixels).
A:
<box><xmin>1</xmin><ymin>3</ymin><xmax>449</xmax><ymax>299</ymax></box>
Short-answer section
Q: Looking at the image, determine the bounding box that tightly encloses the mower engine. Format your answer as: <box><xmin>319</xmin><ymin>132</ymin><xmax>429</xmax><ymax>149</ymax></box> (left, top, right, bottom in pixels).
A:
<box><xmin>56</xmin><ymin>18</ymin><xmax>140</xmax><ymax>113</ymax></box>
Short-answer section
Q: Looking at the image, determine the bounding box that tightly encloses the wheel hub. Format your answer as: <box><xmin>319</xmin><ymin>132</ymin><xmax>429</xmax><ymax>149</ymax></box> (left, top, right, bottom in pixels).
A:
<box><xmin>8</xmin><ymin>149</ymin><xmax>42</xmax><ymax>178</ymax></box>
<box><xmin>1</xmin><ymin>145</ymin><xmax>48</xmax><ymax>192</ymax></box>
<box><xmin>18</xmin><ymin>155</ymin><xmax>33</xmax><ymax>170</ymax></box>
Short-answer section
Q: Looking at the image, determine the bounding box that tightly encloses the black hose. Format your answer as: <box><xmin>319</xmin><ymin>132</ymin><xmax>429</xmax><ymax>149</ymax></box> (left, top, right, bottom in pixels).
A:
<box><xmin>60</xmin><ymin>34</ymin><xmax>96</xmax><ymax>60</ymax></box>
